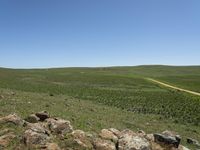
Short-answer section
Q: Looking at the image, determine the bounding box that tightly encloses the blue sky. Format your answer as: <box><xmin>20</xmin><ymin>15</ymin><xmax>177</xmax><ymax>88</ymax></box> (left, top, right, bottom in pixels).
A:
<box><xmin>0</xmin><ymin>0</ymin><xmax>200</xmax><ymax>68</ymax></box>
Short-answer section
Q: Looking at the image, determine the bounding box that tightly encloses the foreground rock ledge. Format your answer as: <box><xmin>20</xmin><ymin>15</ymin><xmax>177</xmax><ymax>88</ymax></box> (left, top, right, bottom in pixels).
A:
<box><xmin>0</xmin><ymin>112</ymin><xmax>192</xmax><ymax>150</ymax></box>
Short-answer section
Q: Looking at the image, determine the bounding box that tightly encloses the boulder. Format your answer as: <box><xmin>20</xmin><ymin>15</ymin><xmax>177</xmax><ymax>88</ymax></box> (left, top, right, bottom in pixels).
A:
<box><xmin>46</xmin><ymin>118</ymin><xmax>73</xmax><ymax>135</ymax></box>
<box><xmin>72</xmin><ymin>130</ymin><xmax>93</xmax><ymax>149</ymax></box>
<box><xmin>26</xmin><ymin>123</ymin><xmax>50</xmax><ymax>134</ymax></box>
<box><xmin>35</xmin><ymin>111</ymin><xmax>49</xmax><ymax>121</ymax></box>
<box><xmin>187</xmin><ymin>138</ymin><xmax>197</xmax><ymax>144</ymax></box>
<box><xmin>93</xmin><ymin>138</ymin><xmax>116</xmax><ymax>150</ymax></box>
<box><xmin>23</xmin><ymin>123</ymin><xmax>50</xmax><ymax>147</ymax></box>
<box><xmin>99</xmin><ymin>129</ymin><xmax>118</xmax><ymax>144</ymax></box>
<box><xmin>0</xmin><ymin>114</ymin><xmax>24</xmax><ymax>126</ymax></box>
<box><xmin>0</xmin><ymin>132</ymin><xmax>16</xmax><ymax>147</ymax></box>
<box><xmin>187</xmin><ymin>138</ymin><xmax>200</xmax><ymax>147</ymax></box>
<box><xmin>25</xmin><ymin>114</ymin><xmax>40</xmax><ymax>123</ymax></box>
<box><xmin>118</xmin><ymin>134</ymin><xmax>151</xmax><ymax>150</ymax></box>
<box><xmin>154</xmin><ymin>133</ymin><xmax>181</xmax><ymax>148</ymax></box>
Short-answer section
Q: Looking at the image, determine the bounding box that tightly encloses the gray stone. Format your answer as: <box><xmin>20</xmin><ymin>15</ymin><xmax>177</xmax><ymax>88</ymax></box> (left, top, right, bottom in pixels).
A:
<box><xmin>118</xmin><ymin>131</ymin><xmax>151</xmax><ymax>150</ymax></box>
<box><xmin>72</xmin><ymin>130</ymin><xmax>93</xmax><ymax>149</ymax></box>
<box><xmin>46</xmin><ymin>118</ymin><xmax>73</xmax><ymax>135</ymax></box>
<box><xmin>187</xmin><ymin>138</ymin><xmax>200</xmax><ymax>147</ymax></box>
<box><xmin>23</xmin><ymin>123</ymin><xmax>50</xmax><ymax>147</ymax></box>
<box><xmin>154</xmin><ymin>133</ymin><xmax>181</xmax><ymax>148</ymax></box>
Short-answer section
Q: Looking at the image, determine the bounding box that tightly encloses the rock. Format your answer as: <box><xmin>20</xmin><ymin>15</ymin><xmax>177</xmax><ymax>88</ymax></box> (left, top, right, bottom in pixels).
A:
<box><xmin>121</xmin><ymin>129</ymin><xmax>137</xmax><ymax>135</ymax></box>
<box><xmin>108</xmin><ymin>128</ymin><xmax>121</xmax><ymax>138</ymax></box>
<box><xmin>145</xmin><ymin>134</ymin><xmax>154</xmax><ymax>142</ymax></box>
<box><xmin>47</xmin><ymin>118</ymin><xmax>73</xmax><ymax>135</ymax></box>
<box><xmin>0</xmin><ymin>132</ymin><xmax>16</xmax><ymax>147</ymax></box>
<box><xmin>162</xmin><ymin>130</ymin><xmax>177</xmax><ymax>136</ymax></box>
<box><xmin>26</xmin><ymin>122</ymin><xmax>50</xmax><ymax>135</ymax></box>
<box><xmin>35</xmin><ymin>111</ymin><xmax>49</xmax><ymax>121</ymax></box>
<box><xmin>118</xmin><ymin>134</ymin><xmax>151</xmax><ymax>150</ymax></box>
<box><xmin>154</xmin><ymin>133</ymin><xmax>181</xmax><ymax>148</ymax></box>
<box><xmin>0</xmin><ymin>114</ymin><xmax>24</xmax><ymax>126</ymax></box>
<box><xmin>0</xmin><ymin>113</ymin><xmax>193</xmax><ymax>150</ymax></box>
<box><xmin>72</xmin><ymin>130</ymin><xmax>93</xmax><ymax>149</ymax></box>
<box><xmin>119</xmin><ymin>129</ymin><xmax>137</xmax><ymax>138</ymax></box>
<box><xmin>187</xmin><ymin>138</ymin><xmax>197</xmax><ymax>144</ymax></box>
<box><xmin>73</xmin><ymin>138</ymin><xmax>93</xmax><ymax>149</ymax></box>
<box><xmin>72</xmin><ymin>130</ymin><xmax>86</xmax><ymax>139</ymax></box>
<box><xmin>43</xmin><ymin>143</ymin><xmax>61</xmax><ymax>150</ymax></box>
<box><xmin>93</xmin><ymin>138</ymin><xmax>116</xmax><ymax>150</ymax></box>
<box><xmin>187</xmin><ymin>138</ymin><xmax>200</xmax><ymax>147</ymax></box>
<box><xmin>99</xmin><ymin>129</ymin><xmax>118</xmax><ymax>144</ymax></box>
<box><xmin>23</xmin><ymin>129</ymin><xmax>50</xmax><ymax>146</ymax></box>
<box><xmin>25</xmin><ymin>114</ymin><xmax>40</xmax><ymax>123</ymax></box>
<box><xmin>23</xmin><ymin>123</ymin><xmax>50</xmax><ymax>147</ymax></box>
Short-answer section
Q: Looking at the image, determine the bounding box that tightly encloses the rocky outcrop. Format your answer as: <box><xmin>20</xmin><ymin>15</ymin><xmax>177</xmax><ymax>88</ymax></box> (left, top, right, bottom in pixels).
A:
<box><xmin>0</xmin><ymin>112</ymin><xmax>192</xmax><ymax>150</ymax></box>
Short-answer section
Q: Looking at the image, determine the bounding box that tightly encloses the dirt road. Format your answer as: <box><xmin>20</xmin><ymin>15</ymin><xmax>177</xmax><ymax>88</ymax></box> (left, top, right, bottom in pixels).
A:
<box><xmin>146</xmin><ymin>78</ymin><xmax>200</xmax><ymax>96</ymax></box>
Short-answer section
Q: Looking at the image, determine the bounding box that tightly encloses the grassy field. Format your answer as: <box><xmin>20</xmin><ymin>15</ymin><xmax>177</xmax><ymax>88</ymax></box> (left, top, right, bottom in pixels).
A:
<box><xmin>0</xmin><ymin>65</ymin><xmax>200</xmax><ymax>148</ymax></box>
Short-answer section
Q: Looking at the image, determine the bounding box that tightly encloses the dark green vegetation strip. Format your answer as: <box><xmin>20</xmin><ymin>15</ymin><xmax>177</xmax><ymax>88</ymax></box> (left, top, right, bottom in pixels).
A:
<box><xmin>0</xmin><ymin>66</ymin><xmax>200</xmax><ymax>126</ymax></box>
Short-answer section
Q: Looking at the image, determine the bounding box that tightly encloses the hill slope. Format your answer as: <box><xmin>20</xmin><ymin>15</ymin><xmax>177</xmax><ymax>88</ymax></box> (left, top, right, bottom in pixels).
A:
<box><xmin>0</xmin><ymin>65</ymin><xmax>200</xmax><ymax>149</ymax></box>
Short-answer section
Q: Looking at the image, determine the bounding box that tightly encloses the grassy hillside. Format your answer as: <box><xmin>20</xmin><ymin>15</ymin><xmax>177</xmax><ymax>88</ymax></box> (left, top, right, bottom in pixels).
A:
<box><xmin>0</xmin><ymin>65</ymin><xmax>200</xmax><ymax>148</ymax></box>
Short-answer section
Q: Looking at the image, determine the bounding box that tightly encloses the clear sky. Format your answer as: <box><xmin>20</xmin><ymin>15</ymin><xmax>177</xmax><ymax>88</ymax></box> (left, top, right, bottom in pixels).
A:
<box><xmin>0</xmin><ymin>0</ymin><xmax>200</xmax><ymax>68</ymax></box>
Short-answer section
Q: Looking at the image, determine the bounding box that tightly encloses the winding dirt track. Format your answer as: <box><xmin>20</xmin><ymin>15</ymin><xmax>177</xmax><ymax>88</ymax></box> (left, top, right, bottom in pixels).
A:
<box><xmin>146</xmin><ymin>78</ymin><xmax>200</xmax><ymax>96</ymax></box>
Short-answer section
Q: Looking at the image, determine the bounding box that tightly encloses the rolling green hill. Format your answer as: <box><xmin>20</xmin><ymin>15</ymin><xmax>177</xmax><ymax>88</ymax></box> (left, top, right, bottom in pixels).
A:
<box><xmin>0</xmin><ymin>65</ymin><xmax>200</xmax><ymax>148</ymax></box>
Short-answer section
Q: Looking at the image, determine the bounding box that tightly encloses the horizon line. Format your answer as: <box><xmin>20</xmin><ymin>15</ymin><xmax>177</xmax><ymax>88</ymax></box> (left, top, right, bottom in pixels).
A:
<box><xmin>1</xmin><ymin>64</ymin><xmax>200</xmax><ymax>70</ymax></box>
